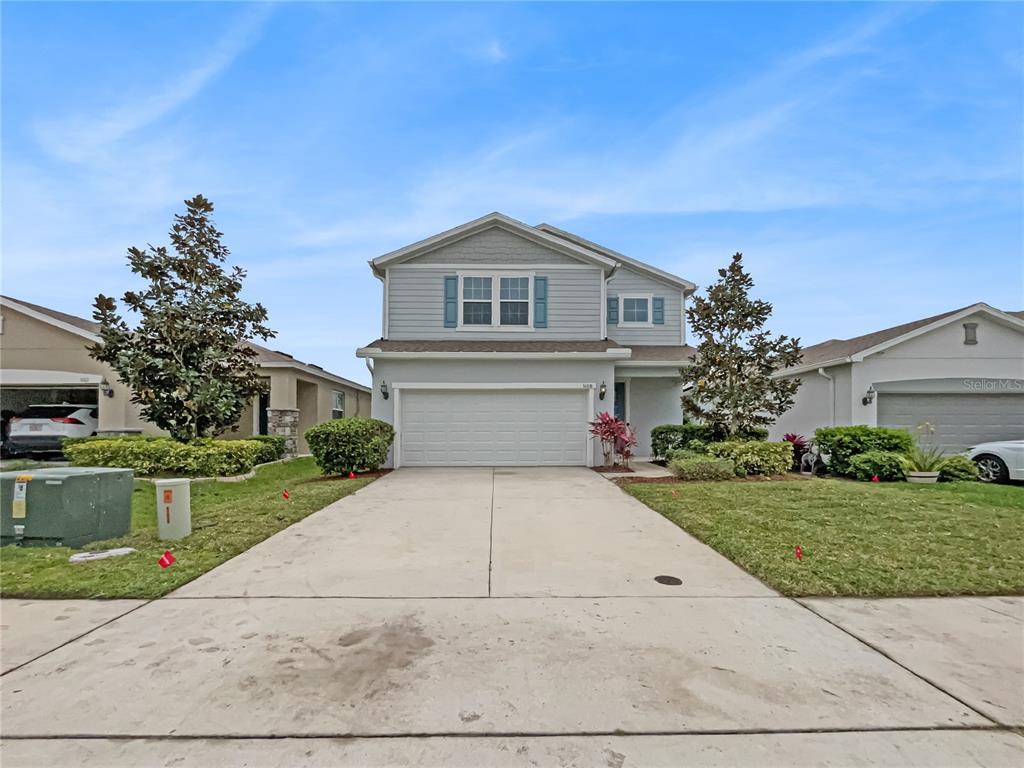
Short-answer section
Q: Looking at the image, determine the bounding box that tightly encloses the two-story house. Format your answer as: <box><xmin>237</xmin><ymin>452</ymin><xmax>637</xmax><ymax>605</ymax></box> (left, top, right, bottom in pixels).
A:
<box><xmin>356</xmin><ymin>213</ymin><xmax>696</xmax><ymax>467</ymax></box>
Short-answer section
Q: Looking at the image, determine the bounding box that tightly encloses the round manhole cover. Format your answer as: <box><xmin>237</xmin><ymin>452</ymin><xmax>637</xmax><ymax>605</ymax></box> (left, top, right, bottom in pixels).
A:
<box><xmin>654</xmin><ymin>575</ymin><xmax>682</xmax><ymax>586</ymax></box>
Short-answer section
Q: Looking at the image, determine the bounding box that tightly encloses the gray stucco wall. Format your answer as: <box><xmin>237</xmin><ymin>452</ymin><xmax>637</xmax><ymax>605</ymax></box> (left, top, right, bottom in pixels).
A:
<box><xmin>622</xmin><ymin>376</ymin><xmax>684</xmax><ymax>458</ymax></box>
<box><xmin>414</xmin><ymin>228</ymin><xmax>582</xmax><ymax>265</ymax></box>
<box><xmin>370</xmin><ymin>357</ymin><xmax>616</xmax><ymax>466</ymax></box>
<box><xmin>606</xmin><ymin>267</ymin><xmax>684</xmax><ymax>345</ymax></box>
<box><xmin>387</xmin><ymin>266</ymin><xmax>603</xmax><ymax>340</ymax></box>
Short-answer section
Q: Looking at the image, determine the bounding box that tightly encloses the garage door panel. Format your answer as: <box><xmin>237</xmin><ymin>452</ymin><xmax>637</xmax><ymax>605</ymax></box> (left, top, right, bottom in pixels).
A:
<box><xmin>400</xmin><ymin>389</ymin><xmax>588</xmax><ymax>467</ymax></box>
<box><xmin>878</xmin><ymin>393</ymin><xmax>1024</xmax><ymax>453</ymax></box>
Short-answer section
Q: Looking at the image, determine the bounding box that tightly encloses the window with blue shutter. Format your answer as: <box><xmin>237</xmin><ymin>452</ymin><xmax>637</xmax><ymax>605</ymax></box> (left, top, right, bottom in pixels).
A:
<box><xmin>607</xmin><ymin>296</ymin><xmax>619</xmax><ymax>324</ymax></box>
<box><xmin>652</xmin><ymin>297</ymin><xmax>665</xmax><ymax>325</ymax></box>
<box><xmin>443</xmin><ymin>275</ymin><xmax>458</xmax><ymax>328</ymax></box>
<box><xmin>533</xmin><ymin>276</ymin><xmax>548</xmax><ymax>328</ymax></box>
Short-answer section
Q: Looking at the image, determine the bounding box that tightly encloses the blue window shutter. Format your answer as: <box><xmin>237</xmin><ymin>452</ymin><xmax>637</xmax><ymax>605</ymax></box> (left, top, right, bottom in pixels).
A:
<box><xmin>607</xmin><ymin>296</ymin><xmax>619</xmax><ymax>324</ymax></box>
<box><xmin>652</xmin><ymin>297</ymin><xmax>665</xmax><ymax>325</ymax></box>
<box><xmin>534</xmin><ymin>276</ymin><xmax>548</xmax><ymax>328</ymax></box>
<box><xmin>443</xmin><ymin>275</ymin><xmax>458</xmax><ymax>328</ymax></box>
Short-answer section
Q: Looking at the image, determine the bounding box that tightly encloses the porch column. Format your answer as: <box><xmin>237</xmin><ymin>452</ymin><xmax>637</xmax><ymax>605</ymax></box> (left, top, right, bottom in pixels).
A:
<box><xmin>267</xmin><ymin>371</ymin><xmax>299</xmax><ymax>457</ymax></box>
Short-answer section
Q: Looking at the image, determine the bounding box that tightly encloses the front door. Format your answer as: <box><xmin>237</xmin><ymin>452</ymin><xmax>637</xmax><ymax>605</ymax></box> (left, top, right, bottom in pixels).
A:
<box><xmin>257</xmin><ymin>392</ymin><xmax>270</xmax><ymax>435</ymax></box>
<box><xmin>613</xmin><ymin>382</ymin><xmax>626</xmax><ymax>421</ymax></box>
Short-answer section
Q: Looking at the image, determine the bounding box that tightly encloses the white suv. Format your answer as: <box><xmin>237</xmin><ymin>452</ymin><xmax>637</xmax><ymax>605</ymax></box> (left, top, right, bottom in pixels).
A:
<box><xmin>6</xmin><ymin>404</ymin><xmax>99</xmax><ymax>456</ymax></box>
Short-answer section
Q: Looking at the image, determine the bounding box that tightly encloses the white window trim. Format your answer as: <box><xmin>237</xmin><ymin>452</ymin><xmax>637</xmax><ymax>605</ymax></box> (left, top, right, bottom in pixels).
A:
<box><xmin>456</xmin><ymin>271</ymin><xmax>535</xmax><ymax>332</ymax></box>
<box><xmin>618</xmin><ymin>293</ymin><xmax>654</xmax><ymax>328</ymax></box>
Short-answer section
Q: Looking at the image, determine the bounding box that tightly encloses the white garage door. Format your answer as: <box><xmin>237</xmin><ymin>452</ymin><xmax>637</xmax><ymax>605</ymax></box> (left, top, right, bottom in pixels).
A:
<box><xmin>878</xmin><ymin>393</ymin><xmax>1024</xmax><ymax>452</ymax></box>
<box><xmin>399</xmin><ymin>388</ymin><xmax>590</xmax><ymax>467</ymax></box>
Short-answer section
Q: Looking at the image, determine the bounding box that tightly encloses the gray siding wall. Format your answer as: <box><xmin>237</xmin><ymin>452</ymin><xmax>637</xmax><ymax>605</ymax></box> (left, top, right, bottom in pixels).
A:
<box><xmin>415</xmin><ymin>228</ymin><xmax>582</xmax><ymax>265</ymax></box>
<box><xmin>387</xmin><ymin>266</ymin><xmax>602</xmax><ymax>340</ymax></box>
<box><xmin>606</xmin><ymin>267</ymin><xmax>684</xmax><ymax>345</ymax></box>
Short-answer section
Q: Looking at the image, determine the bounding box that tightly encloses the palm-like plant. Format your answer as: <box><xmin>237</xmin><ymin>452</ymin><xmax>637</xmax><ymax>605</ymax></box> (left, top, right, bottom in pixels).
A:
<box><xmin>907</xmin><ymin>422</ymin><xmax>945</xmax><ymax>472</ymax></box>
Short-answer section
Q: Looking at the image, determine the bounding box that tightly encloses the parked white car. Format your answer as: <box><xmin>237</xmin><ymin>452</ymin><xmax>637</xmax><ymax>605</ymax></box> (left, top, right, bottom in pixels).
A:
<box><xmin>967</xmin><ymin>441</ymin><xmax>1024</xmax><ymax>483</ymax></box>
<box><xmin>5</xmin><ymin>404</ymin><xmax>98</xmax><ymax>456</ymax></box>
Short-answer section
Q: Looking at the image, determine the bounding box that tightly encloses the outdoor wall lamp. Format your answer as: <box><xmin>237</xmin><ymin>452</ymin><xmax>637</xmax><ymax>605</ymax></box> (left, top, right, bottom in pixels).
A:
<box><xmin>598</xmin><ymin>381</ymin><xmax>607</xmax><ymax>400</ymax></box>
<box><xmin>380</xmin><ymin>380</ymin><xmax>390</xmax><ymax>400</ymax></box>
<box><xmin>862</xmin><ymin>385</ymin><xmax>876</xmax><ymax>406</ymax></box>
<box><xmin>99</xmin><ymin>379</ymin><xmax>115</xmax><ymax>398</ymax></box>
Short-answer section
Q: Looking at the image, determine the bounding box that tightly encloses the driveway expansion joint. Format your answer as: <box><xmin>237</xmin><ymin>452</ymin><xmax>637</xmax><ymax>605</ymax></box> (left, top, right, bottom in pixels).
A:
<box><xmin>794</xmin><ymin>598</ymin><xmax>1003</xmax><ymax>727</ymax></box>
<box><xmin>2</xmin><ymin>725</ymin><xmax>1016</xmax><ymax>742</ymax></box>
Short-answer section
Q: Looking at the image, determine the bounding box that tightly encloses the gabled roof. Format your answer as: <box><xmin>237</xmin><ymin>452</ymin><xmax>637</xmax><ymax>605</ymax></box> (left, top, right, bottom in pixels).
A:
<box><xmin>369</xmin><ymin>212</ymin><xmax>618</xmax><ymax>276</ymax></box>
<box><xmin>0</xmin><ymin>295</ymin><xmax>369</xmax><ymax>392</ymax></box>
<box><xmin>535</xmin><ymin>223</ymin><xmax>697</xmax><ymax>293</ymax></box>
<box><xmin>785</xmin><ymin>302</ymin><xmax>1024</xmax><ymax>375</ymax></box>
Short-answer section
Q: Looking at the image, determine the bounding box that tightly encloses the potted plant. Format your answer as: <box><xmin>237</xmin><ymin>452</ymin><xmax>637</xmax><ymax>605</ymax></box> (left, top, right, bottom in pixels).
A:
<box><xmin>906</xmin><ymin>422</ymin><xmax>944</xmax><ymax>483</ymax></box>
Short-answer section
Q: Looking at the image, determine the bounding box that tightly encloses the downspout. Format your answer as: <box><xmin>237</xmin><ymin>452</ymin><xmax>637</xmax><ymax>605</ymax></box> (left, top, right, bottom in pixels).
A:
<box><xmin>603</xmin><ymin>263</ymin><xmax>620</xmax><ymax>340</ymax></box>
<box><xmin>817</xmin><ymin>367</ymin><xmax>835</xmax><ymax>426</ymax></box>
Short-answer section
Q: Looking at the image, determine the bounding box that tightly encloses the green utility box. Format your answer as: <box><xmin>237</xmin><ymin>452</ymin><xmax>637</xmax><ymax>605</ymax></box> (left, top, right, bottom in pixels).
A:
<box><xmin>0</xmin><ymin>467</ymin><xmax>133</xmax><ymax>548</ymax></box>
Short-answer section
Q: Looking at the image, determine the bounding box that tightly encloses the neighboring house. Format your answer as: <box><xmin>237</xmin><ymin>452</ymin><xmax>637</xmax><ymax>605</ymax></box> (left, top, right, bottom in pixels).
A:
<box><xmin>770</xmin><ymin>303</ymin><xmax>1024</xmax><ymax>452</ymax></box>
<box><xmin>0</xmin><ymin>296</ymin><xmax>371</xmax><ymax>456</ymax></box>
<box><xmin>356</xmin><ymin>212</ymin><xmax>696</xmax><ymax>467</ymax></box>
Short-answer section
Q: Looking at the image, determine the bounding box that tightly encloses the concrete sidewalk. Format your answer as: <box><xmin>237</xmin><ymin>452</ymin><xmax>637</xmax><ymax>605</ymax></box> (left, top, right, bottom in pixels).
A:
<box><xmin>1</xmin><ymin>467</ymin><xmax>1021</xmax><ymax>766</ymax></box>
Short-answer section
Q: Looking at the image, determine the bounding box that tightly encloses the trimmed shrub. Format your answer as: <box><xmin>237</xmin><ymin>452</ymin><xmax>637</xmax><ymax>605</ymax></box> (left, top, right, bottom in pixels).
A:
<box><xmin>814</xmin><ymin>426</ymin><xmax>914</xmax><ymax>476</ymax></box>
<box><xmin>937</xmin><ymin>455</ymin><xmax>980</xmax><ymax>482</ymax></box>
<box><xmin>669</xmin><ymin>452</ymin><xmax>736</xmax><ymax>481</ymax></box>
<box><xmin>847</xmin><ymin>450</ymin><xmax>911</xmax><ymax>482</ymax></box>
<box><xmin>304</xmin><ymin>417</ymin><xmax>394</xmax><ymax>475</ymax></box>
<box><xmin>249</xmin><ymin>435</ymin><xmax>287</xmax><ymax>464</ymax></box>
<box><xmin>707</xmin><ymin>441</ymin><xmax>793</xmax><ymax>476</ymax></box>
<box><xmin>64</xmin><ymin>437</ymin><xmax>262</xmax><ymax>477</ymax></box>
<box><xmin>650</xmin><ymin>424</ymin><xmax>711</xmax><ymax>459</ymax></box>
<box><xmin>651</xmin><ymin>424</ymin><xmax>770</xmax><ymax>459</ymax></box>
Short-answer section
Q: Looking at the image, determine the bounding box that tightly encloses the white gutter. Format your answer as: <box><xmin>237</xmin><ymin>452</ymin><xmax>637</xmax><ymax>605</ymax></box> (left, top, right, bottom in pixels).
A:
<box><xmin>817</xmin><ymin>367</ymin><xmax>835</xmax><ymax>426</ymax></box>
<box><xmin>355</xmin><ymin>348</ymin><xmax>633</xmax><ymax>361</ymax></box>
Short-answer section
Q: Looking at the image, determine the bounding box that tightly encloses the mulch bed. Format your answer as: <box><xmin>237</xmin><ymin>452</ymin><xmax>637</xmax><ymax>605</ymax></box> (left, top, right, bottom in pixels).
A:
<box><xmin>300</xmin><ymin>469</ymin><xmax>393</xmax><ymax>484</ymax></box>
<box><xmin>591</xmin><ymin>465</ymin><xmax>634</xmax><ymax>474</ymax></box>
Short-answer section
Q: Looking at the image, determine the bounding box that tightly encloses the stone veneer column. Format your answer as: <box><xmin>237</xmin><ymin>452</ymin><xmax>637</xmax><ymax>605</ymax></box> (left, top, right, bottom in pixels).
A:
<box><xmin>267</xmin><ymin>408</ymin><xmax>300</xmax><ymax>457</ymax></box>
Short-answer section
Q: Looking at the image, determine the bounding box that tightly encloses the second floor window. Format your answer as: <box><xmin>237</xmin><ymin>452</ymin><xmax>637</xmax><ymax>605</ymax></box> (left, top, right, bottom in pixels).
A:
<box><xmin>463</xmin><ymin>276</ymin><xmax>492</xmax><ymax>325</ymax></box>
<box><xmin>499</xmin><ymin>277</ymin><xmax>529</xmax><ymax>325</ymax></box>
<box><xmin>621</xmin><ymin>296</ymin><xmax>650</xmax><ymax>324</ymax></box>
<box><xmin>461</xmin><ymin>274</ymin><xmax>532</xmax><ymax>328</ymax></box>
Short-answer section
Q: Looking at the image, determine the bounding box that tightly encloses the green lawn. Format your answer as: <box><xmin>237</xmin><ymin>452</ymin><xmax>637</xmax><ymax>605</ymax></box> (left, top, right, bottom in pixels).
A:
<box><xmin>624</xmin><ymin>478</ymin><xmax>1024</xmax><ymax>597</ymax></box>
<box><xmin>0</xmin><ymin>458</ymin><xmax>375</xmax><ymax>599</ymax></box>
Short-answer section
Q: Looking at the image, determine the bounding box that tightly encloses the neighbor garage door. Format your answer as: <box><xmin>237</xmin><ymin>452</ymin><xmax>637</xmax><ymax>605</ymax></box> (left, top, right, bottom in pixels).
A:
<box><xmin>878</xmin><ymin>393</ymin><xmax>1024</xmax><ymax>452</ymax></box>
<box><xmin>399</xmin><ymin>388</ymin><xmax>589</xmax><ymax>466</ymax></box>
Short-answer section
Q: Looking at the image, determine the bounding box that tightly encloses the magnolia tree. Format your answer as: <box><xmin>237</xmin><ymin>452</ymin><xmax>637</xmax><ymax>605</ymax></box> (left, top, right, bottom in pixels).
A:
<box><xmin>89</xmin><ymin>195</ymin><xmax>275</xmax><ymax>441</ymax></box>
<box><xmin>682</xmin><ymin>253</ymin><xmax>802</xmax><ymax>439</ymax></box>
<box><xmin>589</xmin><ymin>412</ymin><xmax>637</xmax><ymax>468</ymax></box>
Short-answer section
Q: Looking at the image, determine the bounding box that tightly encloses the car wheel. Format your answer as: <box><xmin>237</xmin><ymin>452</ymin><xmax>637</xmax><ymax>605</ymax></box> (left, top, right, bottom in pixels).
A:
<box><xmin>974</xmin><ymin>454</ymin><xmax>1009</xmax><ymax>483</ymax></box>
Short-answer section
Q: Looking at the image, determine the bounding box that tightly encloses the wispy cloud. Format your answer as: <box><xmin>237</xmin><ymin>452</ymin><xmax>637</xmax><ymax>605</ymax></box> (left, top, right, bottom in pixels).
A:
<box><xmin>34</xmin><ymin>4</ymin><xmax>272</xmax><ymax>164</ymax></box>
<box><xmin>289</xmin><ymin>6</ymin><xmax>942</xmax><ymax>253</ymax></box>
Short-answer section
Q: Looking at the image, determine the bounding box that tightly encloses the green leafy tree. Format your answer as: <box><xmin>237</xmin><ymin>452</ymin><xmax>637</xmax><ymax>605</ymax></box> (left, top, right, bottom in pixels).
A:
<box><xmin>682</xmin><ymin>252</ymin><xmax>802</xmax><ymax>438</ymax></box>
<box><xmin>89</xmin><ymin>195</ymin><xmax>275</xmax><ymax>441</ymax></box>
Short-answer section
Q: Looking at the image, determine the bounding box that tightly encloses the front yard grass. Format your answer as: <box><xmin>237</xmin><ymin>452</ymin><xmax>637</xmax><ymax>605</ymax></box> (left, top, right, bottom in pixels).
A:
<box><xmin>624</xmin><ymin>478</ymin><xmax>1024</xmax><ymax>597</ymax></box>
<box><xmin>0</xmin><ymin>458</ymin><xmax>374</xmax><ymax>599</ymax></box>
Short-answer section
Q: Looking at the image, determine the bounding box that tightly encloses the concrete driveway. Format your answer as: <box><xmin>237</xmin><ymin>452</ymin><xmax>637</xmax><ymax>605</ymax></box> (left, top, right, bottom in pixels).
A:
<box><xmin>2</xmin><ymin>467</ymin><xmax>1021</xmax><ymax>766</ymax></box>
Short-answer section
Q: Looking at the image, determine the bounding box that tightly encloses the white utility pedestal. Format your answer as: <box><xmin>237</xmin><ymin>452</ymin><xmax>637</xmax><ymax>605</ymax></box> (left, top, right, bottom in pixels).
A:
<box><xmin>154</xmin><ymin>478</ymin><xmax>191</xmax><ymax>540</ymax></box>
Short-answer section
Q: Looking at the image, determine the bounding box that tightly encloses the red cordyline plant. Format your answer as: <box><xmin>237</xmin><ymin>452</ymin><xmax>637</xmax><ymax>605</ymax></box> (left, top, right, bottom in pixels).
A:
<box><xmin>589</xmin><ymin>412</ymin><xmax>638</xmax><ymax>468</ymax></box>
<box><xmin>783</xmin><ymin>433</ymin><xmax>808</xmax><ymax>470</ymax></box>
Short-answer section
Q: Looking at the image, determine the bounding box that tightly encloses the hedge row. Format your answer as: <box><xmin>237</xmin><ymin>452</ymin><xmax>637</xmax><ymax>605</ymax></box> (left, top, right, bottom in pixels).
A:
<box><xmin>813</xmin><ymin>426</ymin><xmax>914</xmax><ymax>476</ymax></box>
<box><xmin>707</xmin><ymin>441</ymin><xmax>793</xmax><ymax>476</ymax></box>
<box><xmin>64</xmin><ymin>438</ymin><xmax>264</xmax><ymax>477</ymax></box>
<box><xmin>650</xmin><ymin>423</ymin><xmax>769</xmax><ymax>459</ymax></box>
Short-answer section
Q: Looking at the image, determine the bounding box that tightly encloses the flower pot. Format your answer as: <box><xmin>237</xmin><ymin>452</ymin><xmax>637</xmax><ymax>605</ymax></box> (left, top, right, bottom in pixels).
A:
<box><xmin>907</xmin><ymin>471</ymin><xmax>940</xmax><ymax>484</ymax></box>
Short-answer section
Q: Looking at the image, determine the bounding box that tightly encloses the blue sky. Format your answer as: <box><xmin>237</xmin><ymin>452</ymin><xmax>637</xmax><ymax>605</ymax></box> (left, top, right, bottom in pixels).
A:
<box><xmin>3</xmin><ymin>2</ymin><xmax>1022</xmax><ymax>384</ymax></box>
